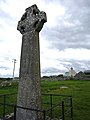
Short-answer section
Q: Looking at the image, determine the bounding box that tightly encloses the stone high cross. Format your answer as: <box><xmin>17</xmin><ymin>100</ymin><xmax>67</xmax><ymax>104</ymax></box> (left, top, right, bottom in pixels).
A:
<box><xmin>16</xmin><ymin>4</ymin><xmax>47</xmax><ymax>120</ymax></box>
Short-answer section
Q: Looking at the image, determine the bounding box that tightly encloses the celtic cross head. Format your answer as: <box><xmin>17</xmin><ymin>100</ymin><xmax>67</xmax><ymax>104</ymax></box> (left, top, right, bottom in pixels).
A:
<box><xmin>17</xmin><ymin>4</ymin><xmax>47</xmax><ymax>34</ymax></box>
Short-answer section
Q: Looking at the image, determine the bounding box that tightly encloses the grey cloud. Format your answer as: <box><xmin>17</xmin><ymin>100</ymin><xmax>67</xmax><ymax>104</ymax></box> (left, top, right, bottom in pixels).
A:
<box><xmin>61</xmin><ymin>0</ymin><xmax>90</xmax><ymax>9</ymax></box>
<box><xmin>0</xmin><ymin>74</ymin><xmax>12</xmax><ymax>78</ymax></box>
<box><xmin>42</xmin><ymin>67</ymin><xmax>61</xmax><ymax>74</ymax></box>
<box><xmin>0</xmin><ymin>54</ymin><xmax>12</xmax><ymax>61</ymax></box>
<box><xmin>41</xmin><ymin>59</ymin><xmax>90</xmax><ymax>75</ymax></box>
<box><xmin>0</xmin><ymin>8</ymin><xmax>16</xmax><ymax>27</ymax></box>
<box><xmin>3</xmin><ymin>55</ymin><xmax>11</xmax><ymax>61</ymax></box>
<box><xmin>71</xmin><ymin>60</ymin><xmax>90</xmax><ymax>72</ymax></box>
<box><xmin>43</xmin><ymin>0</ymin><xmax>60</xmax><ymax>4</ymax></box>
<box><xmin>0</xmin><ymin>39</ymin><xmax>4</xmax><ymax>42</ymax></box>
<box><xmin>59</xmin><ymin>59</ymin><xmax>90</xmax><ymax>72</ymax></box>
<box><xmin>42</xmin><ymin>0</ymin><xmax>90</xmax><ymax>50</ymax></box>
<box><xmin>0</xmin><ymin>66</ymin><xmax>10</xmax><ymax>70</ymax></box>
<box><xmin>43</xmin><ymin>26</ymin><xmax>90</xmax><ymax>50</ymax></box>
<box><xmin>0</xmin><ymin>9</ymin><xmax>11</xmax><ymax>19</ymax></box>
<box><xmin>0</xmin><ymin>0</ymin><xmax>6</xmax><ymax>3</ymax></box>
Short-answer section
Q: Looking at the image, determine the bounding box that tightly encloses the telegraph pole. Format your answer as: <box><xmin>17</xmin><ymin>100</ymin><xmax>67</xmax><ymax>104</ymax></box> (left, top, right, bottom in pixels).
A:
<box><xmin>12</xmin><ymin>59</ymin><xmax>16</xmax><ymax>80</ymax></box>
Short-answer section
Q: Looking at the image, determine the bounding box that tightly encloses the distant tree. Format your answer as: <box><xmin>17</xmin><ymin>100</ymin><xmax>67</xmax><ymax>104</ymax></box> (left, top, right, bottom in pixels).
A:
<box><xmin>57</xmin><ymin>74</ymin><xmax>64</xmax><ymax>78</ymax></box>
<box><xmin>84</xmin><ymin>70</ymin><xmax>90</xmax><ymax>75</ymax></box>
<box><xmin>42</xmin><ymin>76</ymin><xmax>50</xmax><ymax>78</ymax></box>
<box><xmin>6</xmin><ymin>78</ymin><xmax>12</xmax><ymax>81</ymax></box>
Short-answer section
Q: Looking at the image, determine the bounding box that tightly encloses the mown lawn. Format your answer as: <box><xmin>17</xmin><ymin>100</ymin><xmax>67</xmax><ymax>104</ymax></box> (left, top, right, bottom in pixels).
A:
<box><xmin>41</xmin><ymin>80</ymin><xmax>90</xmax><ymax>120</ymax></box>
<box><xmin>0</xmin><ymin>80</ymin><xmax>90</xmax><ymax>120</ymax></box>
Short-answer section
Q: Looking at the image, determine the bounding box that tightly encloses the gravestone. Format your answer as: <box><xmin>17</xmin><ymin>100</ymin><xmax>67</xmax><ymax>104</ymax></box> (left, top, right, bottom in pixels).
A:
<box><xmin>16</xmin><ymin>4</ymin><xmax>47</xmax><ymax>120</ymax></box>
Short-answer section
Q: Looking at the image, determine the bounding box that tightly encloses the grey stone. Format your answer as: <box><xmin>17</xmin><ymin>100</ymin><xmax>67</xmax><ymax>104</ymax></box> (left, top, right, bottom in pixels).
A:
<box><xmin>16</xmin><ymin>4</ymin><xmax>47</xmax><ymax>120</ymax></box>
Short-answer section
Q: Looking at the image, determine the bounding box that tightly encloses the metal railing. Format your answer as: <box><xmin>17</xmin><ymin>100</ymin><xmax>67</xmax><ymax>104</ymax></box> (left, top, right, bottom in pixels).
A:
<box><xmin>0</xmin><ymin>93</ymin><xmax>73</xmax><ymax>120</ymax></box>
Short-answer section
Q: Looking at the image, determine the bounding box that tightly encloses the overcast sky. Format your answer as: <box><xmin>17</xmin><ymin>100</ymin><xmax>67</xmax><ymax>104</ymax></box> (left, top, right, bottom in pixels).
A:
<box><xmin>0</xmin><ymin>0</ymin><xmax>90</xmax><ymax>77</ymax></box>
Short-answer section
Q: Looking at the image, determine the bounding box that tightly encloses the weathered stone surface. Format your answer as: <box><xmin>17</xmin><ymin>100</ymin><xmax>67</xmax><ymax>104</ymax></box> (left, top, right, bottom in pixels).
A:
<box><xmin>16</xmin><ymin>4</ymin><xmax>47</xmax><ymax>120</ymax></box>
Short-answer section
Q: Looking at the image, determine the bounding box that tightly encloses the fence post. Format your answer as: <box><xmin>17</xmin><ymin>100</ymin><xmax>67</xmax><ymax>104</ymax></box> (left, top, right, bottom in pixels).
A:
<box><xmin>62</xmin><ymin>101</ymin><xmax>65</xmax><ymax>120</ymax></box>
<box><xmin>43</xmin><ymin>110</ymin><xmax>46</xmax><ymax>120</ymax></box>
<box><xmin>14</xmin><ymin>105</ymin><xmax>16</xmax><ymax>120</ymax></box>
<box><xmin>70</xmin><ymin>97</ymin><xmax>73</xmax><ymax>120</ymax></box>
<box><xmin>50</xmin><ymin>94</ymin><xmax>52</xmax><ymax>118</ymax></box>
<box><xmin>3</xmin><ymin>95</ymin><xmax>6</xmax><ymax>119</ymax></box>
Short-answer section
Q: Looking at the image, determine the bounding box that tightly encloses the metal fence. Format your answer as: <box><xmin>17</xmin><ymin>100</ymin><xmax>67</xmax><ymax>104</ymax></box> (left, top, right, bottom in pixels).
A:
<box><xmin>0</xmin><ymin>93</ymin><xmax>73</xmax><ymax>120</ymax></box>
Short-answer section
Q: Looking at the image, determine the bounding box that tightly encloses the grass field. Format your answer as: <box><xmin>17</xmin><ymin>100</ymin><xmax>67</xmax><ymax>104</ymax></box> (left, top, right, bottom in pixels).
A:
<box><xmin>0</xmin><ymin>79</ymin><xmax>90</xmax><ymax>120</ymax></box>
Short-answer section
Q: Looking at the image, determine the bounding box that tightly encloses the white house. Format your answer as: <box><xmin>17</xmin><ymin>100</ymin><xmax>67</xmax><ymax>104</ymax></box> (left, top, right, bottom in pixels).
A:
<box><xmin>69</xmin><ymin>67</ymin><xmax>76</xmax><ymax>77</ymax></box>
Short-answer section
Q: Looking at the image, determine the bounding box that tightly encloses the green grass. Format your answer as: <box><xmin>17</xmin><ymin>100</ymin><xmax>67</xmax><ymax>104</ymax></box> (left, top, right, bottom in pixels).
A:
<box><xmin>0</xmin><ymin>80</ymin><xmax>90</xmax><ymax>120</ymax></box>
<box><xmin>41</xmin><ymin>80</ymin><xmax>90</xmax><ymax>120</ymax></box>
<box><xmin>0</xmin><ymin>81</ymin><xmax>18</xmax><ymax>94</ymax></box>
